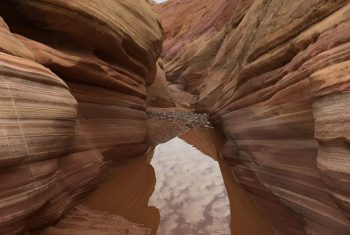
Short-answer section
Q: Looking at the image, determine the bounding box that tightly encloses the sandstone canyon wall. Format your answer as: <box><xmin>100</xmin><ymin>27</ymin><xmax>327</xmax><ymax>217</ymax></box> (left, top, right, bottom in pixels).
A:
<box><xmin>0</xmin><ymin>0</ymin><xmax>162</xmax><ymax>234</ymax></box>
<box><xmin>146</xmin><ymin>59</ymin><xmax>175</xmax><ymax>108</ymax></box>
<box><xmin>158</xmin><ymin>0</ymin><xmax>350</xmax><ymax>234</ymax></box>
<box><xmin>154</xmin><ymin>0</ymin><xmax>254</xmax><ymax>92</ymax></box>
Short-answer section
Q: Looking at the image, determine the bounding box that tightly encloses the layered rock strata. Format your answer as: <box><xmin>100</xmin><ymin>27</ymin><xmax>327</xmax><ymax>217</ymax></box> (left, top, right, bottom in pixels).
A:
<box><xmin>146</xmin><ymin>60</ymin><xmax>174</xmax><ymax>108</ymax></box>
<box><xmin>158</xmin><ymin>0</ymin><xmax>350</xmax><ymax>234</ymax></box>
<box><xmin>154</xmin><ymin>0</ymin><xmax>254</xmax><ymax>92</ymax></box>
<box><xmin>41</xmin><ymin>205</ymin><xmax>151</xmax><ymax>235</ymax></box>
<box><xmin>0</xmin><ymin>0</ymin><xmax>162</xmax><ymax>234</ymax></box>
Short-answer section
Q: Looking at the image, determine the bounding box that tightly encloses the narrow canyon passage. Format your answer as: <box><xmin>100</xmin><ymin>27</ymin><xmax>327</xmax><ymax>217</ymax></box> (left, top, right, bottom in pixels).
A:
<box><xmin>82</xmin><ymin>128</ymin><xmax>273</xmax><ymax>235</ymax></box>
<box><xmin>1</xmin><ymin>0</ymin><xmax>349</xmax><ymax>234</ymax></box>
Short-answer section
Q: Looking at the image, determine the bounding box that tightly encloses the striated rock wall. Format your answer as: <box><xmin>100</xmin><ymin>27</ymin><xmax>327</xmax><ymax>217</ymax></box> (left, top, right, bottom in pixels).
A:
<box><xmin>0</xmin><ymin>0</ymin><xmax>162</xmax><ymax>234</ymax></box>
<box><xmin>154</xmin><ymin>0</ymin><xmax>254</xmax><ymax>92</ymax></box>
<box><xmin>41</xmin><ymin>205</ymin><xmax>151</xmax><ymax>235</ymax></box>
<box><xmin>158</xmin><ymin>0</ymin><xmax>350</xmax><ymax>234</ymax></box>
<box><xmin>146</xmin><ymin>60</ymin><xmax>175</xmax><ymax>108</ymax></box>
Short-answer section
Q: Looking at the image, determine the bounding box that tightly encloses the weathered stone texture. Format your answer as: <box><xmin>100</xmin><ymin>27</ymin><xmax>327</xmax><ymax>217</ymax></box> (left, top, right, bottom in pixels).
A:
<box><xmin>0</xmin><ymin>0</ymin><xmax>162</xmax><ymax>233</ymax></box>
<box><xmin>158</xmin><ymin>0</ymin><xmax>350</xmax><ymax>234</ymax></box>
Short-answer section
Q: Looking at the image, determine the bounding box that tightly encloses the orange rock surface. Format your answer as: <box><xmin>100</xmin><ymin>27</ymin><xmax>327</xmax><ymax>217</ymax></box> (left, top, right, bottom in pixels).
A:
<box><xmin>41</xmin><ymin>205</ymin><xmax>151</xmax><ymax>235</ymax></box>
<box><xmin>154</xmin><ymin>0</ymin><xmax>254</xmax><ymax>92</ymax></box>
<box><xmin>158</xmin><ymin>0</ymin><xmax>350</xmax><ymax>234</ymax></box>
<box><xmin>0</xmin><ymin>0</ymin><xmax>162</xmax><ymax>234</ymax></box>
<box><xmin>146</xmin><ymin>60</ymin><xmax>175</xmax><ymax>108</ymax></box>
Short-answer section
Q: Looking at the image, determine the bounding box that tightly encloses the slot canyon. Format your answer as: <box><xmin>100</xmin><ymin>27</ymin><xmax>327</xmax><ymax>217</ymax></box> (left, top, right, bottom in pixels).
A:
<box><xmin>0</xmin><ymin>0</ymin><xmax>350</xmax><ymax>234</ymax></box>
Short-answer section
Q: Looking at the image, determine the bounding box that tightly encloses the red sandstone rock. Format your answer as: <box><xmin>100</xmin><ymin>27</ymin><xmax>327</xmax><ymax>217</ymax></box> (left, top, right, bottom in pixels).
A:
<box><xmin>41</xmin><ymin>205</ymin><xmax>151</xmax><ymax>235</ymax></box>
<box><xmin>154</xmin><ymin>0</ymin><xmax>254</xmax><ymax>92</ymax></box>
<box><xmin>0</xmin><ymin>0</ymin><xmax>162</xmax><ymax>234</ymax></box>
<box><xmin>146</xmin><ymin>60</ymin><xmax>175</xmax><ymax>108</ymax></box>
<box><xmin>158</xmin><ymin>0</ymin><xmax>350</xmax><ymax>234</ymax></box>
<box><xmin>0</xmin><ymin>17</ymin><xmax>34</xmax><ymax>60</ymax></box>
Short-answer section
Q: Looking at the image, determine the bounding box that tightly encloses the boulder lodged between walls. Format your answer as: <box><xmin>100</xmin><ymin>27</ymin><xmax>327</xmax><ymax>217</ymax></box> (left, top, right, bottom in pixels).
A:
<box><xmin>158</xmin><ymin>0</ymin><xmax>350</xmax><ymax>234</ymax></box>
<box><xmin>0</xmin><ymin>0</ymin><xmax>162</xmax><ymax>234</ymax></box>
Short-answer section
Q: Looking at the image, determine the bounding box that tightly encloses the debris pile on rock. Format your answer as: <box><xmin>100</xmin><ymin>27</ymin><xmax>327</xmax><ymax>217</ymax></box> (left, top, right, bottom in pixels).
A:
<box><xmin>146</xmin><ymin>111</ymin><xmax>212</xmax><ymax>128</ymax></box>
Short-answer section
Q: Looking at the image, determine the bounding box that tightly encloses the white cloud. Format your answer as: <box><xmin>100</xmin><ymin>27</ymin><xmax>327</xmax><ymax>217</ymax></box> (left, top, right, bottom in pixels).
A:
<box><xmin>149</xmin><ymin>137</ymin><xmax>231</xmax><ymax>235</ymax></box>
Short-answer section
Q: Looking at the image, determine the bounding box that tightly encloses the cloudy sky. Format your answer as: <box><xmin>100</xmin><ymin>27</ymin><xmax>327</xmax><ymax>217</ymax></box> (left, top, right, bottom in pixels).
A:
<box><xmin>149</xmin><ymin>137</ymin><xmax>231</xmax><ymax>235</ymax></box>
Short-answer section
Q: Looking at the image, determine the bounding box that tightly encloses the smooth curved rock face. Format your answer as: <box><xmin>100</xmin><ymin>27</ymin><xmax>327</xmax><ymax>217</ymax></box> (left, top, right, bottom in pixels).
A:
<box><xmin>0</xmin><ymin>52</ymin><xmax>79</xmax><ymax>234</ymax></box>
<box><xmin>159</xmin><ymin>0</ymin><xmax>350</xmax><ymax>234</ymax></box>
<box><xmin>0</xmin><ymin>17</ymin><xmax>34</xmax><ymax>60</ymax></box>
<box><xmin>0</xmin><ymin>0</ymin><xmax>162</xmax><ymax>234</ymax></box>
<box><xmin>146</xmin><ymin>60</ymin><xmax>175</xmax><ymax>108</ymax></box>
<box><xmin>154</xmin><ymin>0</ymin><xmax>254</xmax><ymax>92</ymax></box>
<box><xmin>3</xmin><ymin>0</ymin><xmax>162</xmax><ymax>84</ymax></box>
<box><xmin>41</xmin><ymin>205</ymin><xmax>151</xmax><ymax>235</ymax></box>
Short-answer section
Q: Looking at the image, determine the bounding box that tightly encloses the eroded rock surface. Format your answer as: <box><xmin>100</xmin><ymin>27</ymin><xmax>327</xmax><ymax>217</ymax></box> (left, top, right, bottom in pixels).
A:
<box><xmin>158</xmin><ymin>0</ymin><xmax>350</xmax><ymax>234</ymax></box>
<box><xmin>41</xmin><ymin>205</ymin><xmax>151</xmax><ymax>235</ymax></box>
<box><xmin>154</xmin><ymin>0</ymin><xmax>254</xmax><ymax>92</ymax></box>
<box><xmin>0</xmin><ymin>0</ymin><xmax>162</xmax><ymax>234</ymax></box>
<box><xmin>146</xmin><ymin>60</ymin><xmax>175</xmax><ymax>108</ymax></box>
